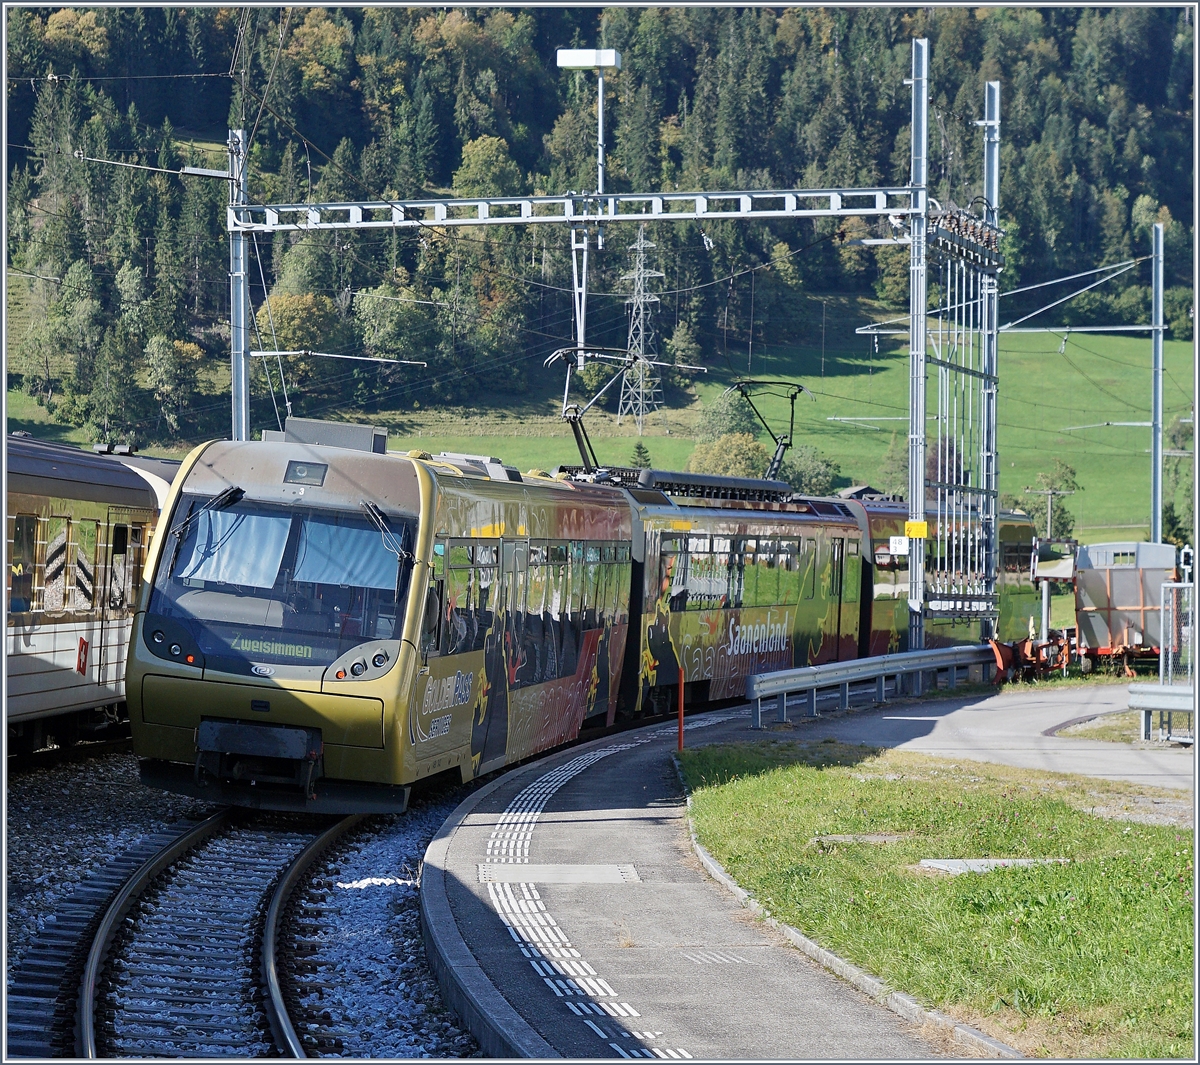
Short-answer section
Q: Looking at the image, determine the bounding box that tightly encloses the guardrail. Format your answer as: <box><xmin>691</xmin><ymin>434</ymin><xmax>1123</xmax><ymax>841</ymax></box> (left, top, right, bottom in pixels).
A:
<box><xmin>746</xmin><ymin>645</ymin><xmax>995</xmax><ymax>729</ymax></box>
<box><xmin>1128</xmin><ymin>683</ymin><xmax>1195</xmax><ymax>745</ymax></box>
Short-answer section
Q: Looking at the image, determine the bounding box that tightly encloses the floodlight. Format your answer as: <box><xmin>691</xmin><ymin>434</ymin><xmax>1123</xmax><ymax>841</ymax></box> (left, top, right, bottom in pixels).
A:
<box><xmin>556</xmin><ymin>49</ymin><xmax>621</xmax><ymax>70</ymax></box>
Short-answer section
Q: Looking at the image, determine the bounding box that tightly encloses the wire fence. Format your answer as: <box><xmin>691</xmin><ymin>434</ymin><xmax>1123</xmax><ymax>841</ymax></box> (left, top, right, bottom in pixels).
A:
<box><xmin>1159</xmin><ymin>582</ymin><xmax>1194</xmax><ymax>688</ymax></box>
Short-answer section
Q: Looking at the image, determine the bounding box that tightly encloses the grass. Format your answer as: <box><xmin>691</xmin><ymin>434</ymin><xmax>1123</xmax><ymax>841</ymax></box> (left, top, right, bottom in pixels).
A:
<box><xmin>1061</xmin><ymin>712</ymin><xmax>1143</xmax><ymax>744</ymax></box>
<box><xmin>344</xmin><ymin>305</ymin><xmax>1191</xmax><ymax>539</ymax></box>
<box><xmin>678</xmin><ymin>740</ymin><xmax>1193</xmax><ymax>1058</ymax></box>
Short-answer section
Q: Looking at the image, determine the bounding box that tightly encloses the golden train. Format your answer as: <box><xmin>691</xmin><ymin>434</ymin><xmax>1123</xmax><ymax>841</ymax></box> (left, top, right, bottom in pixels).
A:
<box><xmin>129</xmin><ymin>428</ymin><xmax>1037</xmax><ymax>812</ymax></box>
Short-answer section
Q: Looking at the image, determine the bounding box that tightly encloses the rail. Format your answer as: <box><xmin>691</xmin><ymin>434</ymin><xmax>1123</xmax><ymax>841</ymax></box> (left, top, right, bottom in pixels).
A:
<box><xmin>77</xmin><ymin>808</ymin><xmax>235</xmax><ymax>1057</ymax></box>
<box><xmin>746</xmin><ymin>645</ymin><xmax>994</xmax><ymax>728</ymax></box>
<box><xmin>263</xmin><ymin>814</ymin><xmax>365</xmax><ymax>1057</ymax></box>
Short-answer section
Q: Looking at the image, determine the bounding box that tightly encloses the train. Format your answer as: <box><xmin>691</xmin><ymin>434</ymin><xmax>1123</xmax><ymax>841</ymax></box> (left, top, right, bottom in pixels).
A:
<box><xmin>6</xmin><ymin>434</ymin><xmax>180</xmax><ymax>753</ymax></box>
<box><xmin>128</xmin><ymin>425</ymin><xmax>1037</xmax><ymax>813</ymax></box>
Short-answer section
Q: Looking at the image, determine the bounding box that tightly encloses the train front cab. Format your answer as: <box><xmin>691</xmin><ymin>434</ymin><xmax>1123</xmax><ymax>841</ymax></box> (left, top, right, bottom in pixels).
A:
<box><xmin>129</xmin><ymin>441</ymin><xmax>634</xmax><ymax>812</ymax></box>
<box><xmin>130</xmin><ymin>440</ymin><xmax>431</xmax><ymax>812</ymax></box>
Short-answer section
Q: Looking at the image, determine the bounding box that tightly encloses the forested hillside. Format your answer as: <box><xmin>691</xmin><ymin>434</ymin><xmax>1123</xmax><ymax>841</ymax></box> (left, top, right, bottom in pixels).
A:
<box><xmin>5</xmin><ymin>6</ymin><xmax>1193</xmax><ymax>447</ymax></box>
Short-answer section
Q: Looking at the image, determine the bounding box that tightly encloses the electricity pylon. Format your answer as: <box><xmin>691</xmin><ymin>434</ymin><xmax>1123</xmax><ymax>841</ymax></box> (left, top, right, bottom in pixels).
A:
<box><xmin>617</xmin><ymin>225</ymin><xmax>664</xmax><ymax>435</ymax></box>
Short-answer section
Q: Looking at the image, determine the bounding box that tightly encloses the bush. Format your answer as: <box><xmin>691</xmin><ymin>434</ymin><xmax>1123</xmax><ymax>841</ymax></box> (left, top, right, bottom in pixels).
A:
<box><xmin>695</xmin><ymin>390</ymin><xmax>761</xmax><ymax>443</ymax></box>
<box><xmin>780</xmin><ymin>445</ymin><xmax>840</xmax><ymax>495</ymax></box>
<box><xmin>1165</xmin><ymin>286</ymin><xmax>1193</xmax><ymax>341</ymax></box>
<box><xmin>575</xmin><ymin>360</ymin><xmax>619</xmax><ymax>409</ymax></box>
<box><xmin>687</xmin><ymin>432</ymin><xmax>770</xmax><ymax>478</ymax></box>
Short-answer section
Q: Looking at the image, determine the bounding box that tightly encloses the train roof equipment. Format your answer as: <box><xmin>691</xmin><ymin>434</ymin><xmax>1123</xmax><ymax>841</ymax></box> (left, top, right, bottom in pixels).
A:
<box><xmin>7</xmin><ymin>434</ymin><xmax>180</xmax><ymax>510</ymax></box>
<box><xmin>260</xmin><ymin>416</ymin><xmax>387</xmax><ymax>454</ymax></box>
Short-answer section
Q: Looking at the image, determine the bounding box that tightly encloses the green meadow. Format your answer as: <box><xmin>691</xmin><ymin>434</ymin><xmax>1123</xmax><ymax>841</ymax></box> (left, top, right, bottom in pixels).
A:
<box><xmin>679</xmin><ymin>740</ymin><xmax>1194</xmax><ymax>1058</ymax></box>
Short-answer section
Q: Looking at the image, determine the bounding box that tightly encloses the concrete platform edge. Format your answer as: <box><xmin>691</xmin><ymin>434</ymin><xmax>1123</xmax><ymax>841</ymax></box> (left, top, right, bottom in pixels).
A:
<box><xmin>670</xmin><ymin>754</ymin><xmax>1023</xmax><ymax>1060</ymax></box>
<box><xmin>420</xmin><ymin>770</ymin><xmax>559</xmax><ymax>1060</ymax></box>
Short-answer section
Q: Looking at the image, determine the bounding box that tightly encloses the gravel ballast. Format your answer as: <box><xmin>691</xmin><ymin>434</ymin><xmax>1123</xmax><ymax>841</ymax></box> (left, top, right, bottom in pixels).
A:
<box><xmin>6</xmin><ymin>750</ymin><xmax>479</xmax><ymax>1057</ymax></box>
<box><xmin>6</xmin><ymin>750</ymin><xmax>221</xmax><ymax>979</ymax></box>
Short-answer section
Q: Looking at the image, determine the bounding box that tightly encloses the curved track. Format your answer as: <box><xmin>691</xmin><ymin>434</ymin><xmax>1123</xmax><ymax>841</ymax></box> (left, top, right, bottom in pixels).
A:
<box><xmin>77</xmin><ymin>809</ymin><xmax>362</xmax><ymax>1058</ymax></box>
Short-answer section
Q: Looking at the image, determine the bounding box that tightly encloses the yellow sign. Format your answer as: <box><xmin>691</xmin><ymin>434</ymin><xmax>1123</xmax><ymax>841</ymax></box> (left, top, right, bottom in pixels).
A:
<box><xmin>904</xmin><ymin>520</ymin><xmax>929</xmax><ymax>539</ymax></box>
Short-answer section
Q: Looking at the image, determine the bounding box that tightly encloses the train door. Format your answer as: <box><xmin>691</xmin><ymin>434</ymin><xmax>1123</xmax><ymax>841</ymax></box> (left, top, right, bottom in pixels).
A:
<box><xmin>479</xmin><ymin>541</ymin><xmax>526</xmax><ymax>766</ymax></box>
<box><xmin>830</xmin><ymin>537</ymin><xmax>845</xmax><ymax>659</ymax></box>
<box><xmin>99</xmin><ymin>512</ymin><xmax>144</xmax><ymax>690</ymax></box>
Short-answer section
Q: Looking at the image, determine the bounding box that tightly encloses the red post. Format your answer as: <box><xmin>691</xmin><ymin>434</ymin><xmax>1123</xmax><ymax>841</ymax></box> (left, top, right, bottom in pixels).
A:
<box><xmin>678</xmin><ymin>667</ymin><xmax>685</xmax><ymax>751</ymax></box>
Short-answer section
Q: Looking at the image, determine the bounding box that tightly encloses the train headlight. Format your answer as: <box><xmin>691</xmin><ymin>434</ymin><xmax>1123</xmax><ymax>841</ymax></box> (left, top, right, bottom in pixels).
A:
<box><xmin>169</xmin><ymin>643</ymin><xmax>182</xmax><ymax>656</ymax></box>
<box><xmin>350</xmin><ymin>660</ymin><xmax>367</xmax><ymax>677</ymax></box>
<box><xmin>372</xmin><ymin>652</ymin><xmax>388</xmax><ymax>669</ymax></box>
<box><xmin>152</xmin><ymin>630</ymin><xmax>165</xmax><ymax>644</ymax></box>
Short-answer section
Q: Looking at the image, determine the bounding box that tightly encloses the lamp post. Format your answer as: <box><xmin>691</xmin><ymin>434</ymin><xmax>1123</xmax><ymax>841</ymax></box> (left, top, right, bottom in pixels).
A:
<box><xmin>555</xmin><ymin>48</ymin><xmax>622</xmax><ymax>197</ymax></box>
<box><xmin>555</xmin><ymin>48</ymin><xmax>622</xmax><ymax>369</ymax></box>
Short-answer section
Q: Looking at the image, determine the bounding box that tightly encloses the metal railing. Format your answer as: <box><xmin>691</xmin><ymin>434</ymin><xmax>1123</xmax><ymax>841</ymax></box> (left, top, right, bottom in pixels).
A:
<box><xmin>746</xmin><ymin>644</ymin><xmax>994</xmax><ymax>729</ymax></box>
<box><xmin>1130</xmin><ymin>581</ymin><xmax>1195</xmax><ymax>745</ymax></box>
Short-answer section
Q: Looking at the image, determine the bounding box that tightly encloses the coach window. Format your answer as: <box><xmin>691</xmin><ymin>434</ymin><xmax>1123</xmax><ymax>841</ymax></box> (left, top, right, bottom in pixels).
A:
<box><xmin>831</xmin><ymin>538</ymin><xmax>845</xmax><ymax>599</ymax></box>
<box><xmin>42</xmin><ymin>516</ymin><xmax>71</xmax><ymax>614</ymax></box>
<box><xmin>128</xmin><ymin>524</ymin><xmax>147</xmax><ymax>605</ymax></box>
<box><xmin>659</xmin><ymin>535</ymin><xmax>687</xmax><ymax>611</ymax></box>
<box><xmin>753</xmin><ymin>539</ymin><xmax>779</xmax><ymax>607</ymax></box>
<box><xmin>475</xmin><ymin>550</ymin><xmax>499</xmax><ymax>647</ymax></box>
<box><xmin>75</xmin><ymin>520</ymin><xmax>99</xmax><ymax>612</ymax></box>
<box><xmin>613</xmin><ymin>543</ymin><xmax>631</xmax><ymax>619</ymax></box>
<box><xmin>524</xmin><ymin>554</ymin><xmax>549</xmax><ymax>684</ymax></box>
<box><xmin>772</xmin><ymin>540</ymin><xmax>795</xmax><ymax>604</ymax></box>
<box><xmin>801</xmin><ymin>538</ymin><xmax>817</xmax><ymax>600</ymax></box>
<box><xmin>843</xmin><ymin>540</ymin><xmax>861</xmax><ymax>603</ymax></box>
<box><xmin>8</xmin><ymin>515</ymin><xmax>36</xmax><ymax>614</ymax></box>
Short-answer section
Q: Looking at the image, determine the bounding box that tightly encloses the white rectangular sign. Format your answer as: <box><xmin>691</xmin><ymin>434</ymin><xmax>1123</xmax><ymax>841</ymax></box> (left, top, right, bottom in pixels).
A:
<box><xmin>889</xmin><ymin>535</ymin><xmax>910</xmax><ymax>555</ymax></box>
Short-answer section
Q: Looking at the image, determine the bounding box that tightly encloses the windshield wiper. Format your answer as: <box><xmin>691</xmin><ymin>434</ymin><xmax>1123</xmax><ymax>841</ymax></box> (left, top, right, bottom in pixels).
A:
<box><xmin>165</xmin><ymin>486</ymin><xmax>245</xmax><ymax>576</ymax></box>
<box><xmin>360</xmin><ymin>500</ymin><xmax>416</xmax><ymax>564</ymax></box>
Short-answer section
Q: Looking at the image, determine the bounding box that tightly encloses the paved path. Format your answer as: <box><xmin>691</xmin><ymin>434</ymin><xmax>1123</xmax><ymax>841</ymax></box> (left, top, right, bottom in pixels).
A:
<box><xmin>421</xmin><ymin>684</ymin><xmax>1191</xmax><ymax>1059</ymax></box>
<box><xmin>423</xmin><ymin>711</ymin><xmax>941</xmax><ymax>1060</ymax></box>
<box><xmin>805</xmin><ymin>682</ymin><xmax>1194</xmax><ymax>793</ymax></box>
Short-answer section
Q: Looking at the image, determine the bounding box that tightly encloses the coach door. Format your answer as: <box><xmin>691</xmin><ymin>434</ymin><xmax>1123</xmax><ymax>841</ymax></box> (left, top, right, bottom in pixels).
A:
<box><xmin>830</xmin><ymin>538</ymin><xmax>845</xmax><ymax>659</ymax></box>
<box><xmin>99</xmin><ymin>511</ymin><xmax>146</xmax><ymax>689</ymax></box>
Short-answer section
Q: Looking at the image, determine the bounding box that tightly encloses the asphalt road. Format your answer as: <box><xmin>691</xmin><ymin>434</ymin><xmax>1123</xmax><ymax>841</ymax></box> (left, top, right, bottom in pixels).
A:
<box><xmin>796</xmin><ymin>680</ymin><xmax>1195</xmax><ymax>793</ymax></box>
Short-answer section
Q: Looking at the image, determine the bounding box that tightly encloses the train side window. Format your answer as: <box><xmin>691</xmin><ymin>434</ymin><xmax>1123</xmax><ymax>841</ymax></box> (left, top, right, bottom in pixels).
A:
<box><xmin>41</xmin><ymin>516</ymin><xmax>71</xmax><ymax>614</ymax></box>
<box><xmin>776</xmin><ymin>540</ymin><xmax>799</xmax><ymax>604</ymax></box>
<box><xmin>755</xmin><ymin>540</ymin><xmax>779</xmax><ymax>607</ymax></box>
<box><xmin>659</xmin><ymin>538</ymin><xmax>688</xmax><ymax>612</ymax></box>
<box><xmin>524</xmin><ymin>562</ymin><xmax>549</xmax><ymax>683</ymax></box>
<box><xmin>475</xmin><ymin>563</ymin><xmax>498</xmax><ymax>648</ymax></box>
<box><xmin>444</xmin><ymin>565</ymin><xmax>474</xmax><ymax>655</ymax></box>
<box><xmin>75</xmin><ymin>520</ymin><xmax>99</xmax><ymax>611</ymax></box>
<box><xmin>685</xmin><ymin>540</ymin><xmax>715</xmax><ymax>611</ymax></box>
<box><xmin>802</xmin><ymin>538</ymin><xmax>817</xmax><ymax>600</ymax></box>
<box><xmin>108</xmin><ymin>524</ymin><xmax>130</xmax><ymax>610</ymax></box>
<box><xmin>843</xmin><ymin>540</ymin><xmax>860</xmax><ymax>604</ymax></box>
<box><xmin>8</xmin><ymin>515</ymin><xmax>37</xmax><ymax>614</ymax></box>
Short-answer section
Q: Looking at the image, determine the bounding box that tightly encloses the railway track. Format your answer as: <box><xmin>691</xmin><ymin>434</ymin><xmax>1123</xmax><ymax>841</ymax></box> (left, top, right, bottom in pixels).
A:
<box><xmin>77</xmin><ymin>808</ymin><xmax>363</xmax><ymax>1058</ymax></box>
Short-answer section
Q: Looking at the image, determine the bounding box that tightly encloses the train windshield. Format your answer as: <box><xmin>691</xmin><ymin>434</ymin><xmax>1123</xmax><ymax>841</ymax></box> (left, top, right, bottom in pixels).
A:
<box><xmin>147</xmin><ymin>495</ymin><xmax>414</xmax><ymax>669</ymax></box>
